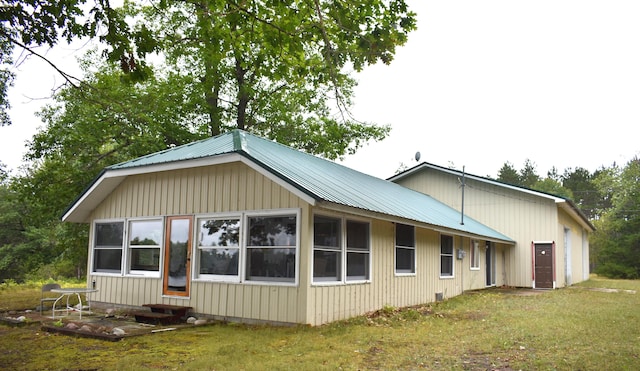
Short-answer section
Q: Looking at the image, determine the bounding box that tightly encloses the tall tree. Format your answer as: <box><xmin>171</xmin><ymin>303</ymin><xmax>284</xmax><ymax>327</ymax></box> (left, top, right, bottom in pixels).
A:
<box><xmin>519</xmin><ymin>159</ymin><xmax>540</xmax><ymax>189</ymax></box>
<box><xmin>496</xmin><ymin>161</ymin><xmax>520</xmax><ymax>186</ymax></box>
<box><xmin>592</xmin><ymin>158</ymin><xmax>640</xmax><ymax>278</ymax></box>
<box><xmin>124</xmin><ymin>0</ymin><xmax>416</xmax><ymax>159</ymax></box>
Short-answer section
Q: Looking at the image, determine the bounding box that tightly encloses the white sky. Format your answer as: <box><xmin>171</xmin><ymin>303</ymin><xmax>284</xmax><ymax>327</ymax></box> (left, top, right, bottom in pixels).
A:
<box><xmin>2</xmin><ymin>1</ymin><xmax>640</xmax><ymax>180</ymax></box>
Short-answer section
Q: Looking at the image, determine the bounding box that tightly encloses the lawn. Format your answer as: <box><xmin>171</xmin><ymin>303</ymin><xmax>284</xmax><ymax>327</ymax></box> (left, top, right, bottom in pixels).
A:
<box><xmin>1</xmin><ymin>276</ymin><xmax>639</xmax><ymax>370</ymax></box>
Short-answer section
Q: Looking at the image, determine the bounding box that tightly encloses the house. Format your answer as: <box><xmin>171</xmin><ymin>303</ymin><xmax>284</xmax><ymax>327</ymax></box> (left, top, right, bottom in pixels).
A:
<box><xmin>388</xmin><ymin>162</ymin><xmax>595</xmax><ymax>289</ymax></box>
<box><xmin>63</xmin><ymin>129</ymin><xmax>583</xmax><ymax>326</ymax></box>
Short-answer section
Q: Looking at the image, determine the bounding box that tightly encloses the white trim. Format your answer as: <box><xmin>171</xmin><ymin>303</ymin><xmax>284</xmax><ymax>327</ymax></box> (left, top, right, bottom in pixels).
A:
<box><xmin>125</xmin><ymin>217</ymin><xmax>163</xmax><ymax>278</ymax></box>
<box><xmin>91</xmin><ymin>218</ymin><xmax>125</xmax><ymax>275</ymax></box>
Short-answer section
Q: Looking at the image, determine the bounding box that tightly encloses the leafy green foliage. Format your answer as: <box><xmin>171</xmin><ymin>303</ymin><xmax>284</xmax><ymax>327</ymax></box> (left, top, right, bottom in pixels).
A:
<box><xmin>592</xmin><ymin>158</ymin><xmax>640</xmax><ymax>279</ymax></box>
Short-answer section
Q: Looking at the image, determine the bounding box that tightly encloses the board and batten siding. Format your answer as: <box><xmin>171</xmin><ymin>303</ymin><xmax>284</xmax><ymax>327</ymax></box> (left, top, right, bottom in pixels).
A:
<box><xmin>557</xmin><ymin>208</ymin><xmax>590</xmax><ymax>286</ymax></box>
<box><xmin>87</xmin><ymin>162</ymin><xmax>311</xmax><ymax>324</ymax></box>
<box><xmin>306</xmin><ymin>218</ymin><xmax>464</xmax><ymax>326</ymax></box>
<box><xmin>395</xmin><ymin>169</ymin><xmax>559</xmax><ymax>288</ymax></box>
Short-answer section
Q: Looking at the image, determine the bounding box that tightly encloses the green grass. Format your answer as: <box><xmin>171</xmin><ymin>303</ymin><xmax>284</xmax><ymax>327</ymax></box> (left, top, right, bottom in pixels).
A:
<box><xmin>1</xmin><ymin>276</ymin><xmax>639</xmax><ymax>370</ymax></box>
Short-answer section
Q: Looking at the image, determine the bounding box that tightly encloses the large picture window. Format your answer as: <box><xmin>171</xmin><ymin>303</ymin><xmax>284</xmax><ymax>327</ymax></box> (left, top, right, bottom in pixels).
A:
<box><xmin>395</xmin><ymin>223</ymin><xmax>416</xmax><ymax>274</ymax></box>
<box><xmin>196</xmin><ymin>217</ymin><xmax>241</xmax><ymax>280</ymax></box>
<box><xmin>246</xmin><ymin>214</ymin><xmax>297</xmax><ymax>283</ymax></box>
<box><xmin>313</xmin><ymin>214</ymin><xmax>371</xmax><ymax>283</ymax></box>
<box><xmin>128</xmin><ymin>219</ymin><xmax>162</xmax><ymax>275</ymax></box>
<box><xmin>440</xmin><ymin>234</ymin><xmax>454</xmax><ymax>277</ymax></box>
<box><xmin>93</xmin><ymin>221</ymin><xmax>124</xmax><ymax>273</ymax></box>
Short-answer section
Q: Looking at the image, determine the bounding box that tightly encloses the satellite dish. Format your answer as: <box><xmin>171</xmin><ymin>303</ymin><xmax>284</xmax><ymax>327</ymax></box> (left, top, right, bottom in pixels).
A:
<box><xmin>415</xmin><ymin>151</ymin><xmax>421</xmax><ymax>162</ymax></box>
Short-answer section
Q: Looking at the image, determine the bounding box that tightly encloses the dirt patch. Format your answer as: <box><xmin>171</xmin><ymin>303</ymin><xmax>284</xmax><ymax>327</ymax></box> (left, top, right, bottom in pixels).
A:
<box><xmin>570</xmin><ymin>286</ymin><xmax>636</xmax><ymax>294</ymax></box>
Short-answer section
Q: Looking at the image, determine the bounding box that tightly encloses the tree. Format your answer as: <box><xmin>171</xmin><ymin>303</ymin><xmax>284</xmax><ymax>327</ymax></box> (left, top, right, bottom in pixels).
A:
<box><xmin>124</xmin><ymin>0</ymin><xmax>416</xmax><ymax>159</ymax></box>
<box><xmin>496</xmin><ymin>161</ymin><xmax>520</xmax><ymax>186</ymax></box>
<box><xmin>519</xmin><ymin>159</ymin><xmax>540</xmax><ymax>189</ymax></box>
<box><xmin>592</xmin><ymin>158</ymin><xmax>640</xmax><ymax>278</ymax></box>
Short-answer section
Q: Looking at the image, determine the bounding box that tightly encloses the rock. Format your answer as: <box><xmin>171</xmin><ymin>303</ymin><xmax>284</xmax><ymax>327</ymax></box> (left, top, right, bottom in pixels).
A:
<box><xmin>15</xmin><ymin>316</ymin><xmax>26</xmax><ymax>322</ymax></box>
<box><xmin>105</xmin><ymin>308</ymin><xmax>117</xmax><ymax>317</ymax></box>
<box><xmin>194</xmin><ymin>319</ymin><xmax>208</xmax><ymax>326</ymax></box>
<box><xmin>186</xmin><ymin>316</ymin><xmax>197</xmax><ymax>324</ymax></box>
<box><xmin>112</xmin><ymin>327</ymin><xmax>126</xmax><ymax>336</ymax></box>
<box><xmin>78</xmin><ymin>325</ymin><xmax>93</xmax><ymax>333</ymax></box>
<box><xmin>65</xmin><ymin>322</ymin><xmax>79</xmax><ymax>330</ymax></box>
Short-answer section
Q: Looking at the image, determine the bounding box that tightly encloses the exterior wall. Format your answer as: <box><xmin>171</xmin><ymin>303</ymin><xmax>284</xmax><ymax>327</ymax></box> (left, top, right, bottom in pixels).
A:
<box><xmin>306</xmin><ymin>216</ymin><xmax>468</xmax><ymax>325</ymax></box>
<box><xmin>557</xmin><ymin>208</ymin><xmax>590</xmax><ymax>286</ymax></box>
<box><xmin>395</xmin><ymin>169</ymin><xmax>559</xmax><ymax>288</ymax></box>
<box><xmin>88</xmin><ymin>162</ymin><xmax>310</xmax><ymax>324</ymax></box>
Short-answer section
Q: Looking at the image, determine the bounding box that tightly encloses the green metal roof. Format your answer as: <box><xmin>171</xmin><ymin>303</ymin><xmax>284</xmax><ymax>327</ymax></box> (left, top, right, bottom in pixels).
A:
<box><xmin>79</xmin><ymin>130</ymin><xmax>514</xmax><ymax>243</ymax></box>
<box><xmin>100</xmin><ymin>130</ymin><xmax>513</xmax><ymax>242</ymax></box>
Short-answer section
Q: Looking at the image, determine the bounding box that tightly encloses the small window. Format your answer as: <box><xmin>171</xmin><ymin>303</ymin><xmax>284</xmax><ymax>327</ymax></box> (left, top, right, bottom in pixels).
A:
<box><xmin>440</xmin><ymin>235</ymin><xmax>454</xmax><ymax>277</ymax></box>
<box><xmin>313</xmin><ymin>216</ymin><xmax>342</xmax><ymax>282</ymax></box>
<box><xmin>246</xmin><ymin>215</ymin><xmax>297</xmax><ymax>282</ymax></box>
<box><xmin>93</xmin><ymin>221</ymin><xmax>124</xmax><ymax>274</ymax></box>
<box><xmin>346</xmin><ymin>220</ymin><xmax>370</xmax><ymax>281</ymax></box>
<box><xmin>395</xmin><ymin>223</ymin><xmax>415</xmax><ymax>274</ymax></box>
<box><xmin>197</xmin><ymin>217</ymin><xmax>241</xmax><ymax>279</ymax></box>
<box><xmin>128</xmin><ymin>219</ymin><xmax>162</xmax><ymax>275</ymax></box>
<box><xmin>470</xmin><ymin>240</ymin><xmax>480</xmax><ymax>269</ymax></box>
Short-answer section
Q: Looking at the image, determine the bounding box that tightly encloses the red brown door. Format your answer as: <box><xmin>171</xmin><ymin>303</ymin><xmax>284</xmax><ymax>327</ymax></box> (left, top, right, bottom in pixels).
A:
<box><xmin>534</xmin><ymin>243</ymin><xmax>554</xmax><ymax>289</ymax></box>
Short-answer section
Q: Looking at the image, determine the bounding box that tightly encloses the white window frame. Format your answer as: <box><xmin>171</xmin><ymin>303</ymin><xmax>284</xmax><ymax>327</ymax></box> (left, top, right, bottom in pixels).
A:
<box><xmin>470</xmin><ymin>240</ymin><xmax>480</xmax><ymax>270</ymax></box>
<box><xmin>243</xmin><ymin>209</ymin><xmax>300</xmax><ymax>286</ymax></box>
<box><xmin>312</xmin><ymin>212</ymin><xmax>372</xmax><ymax>285</ymax></box>
<box><xmin>395</xmin><ymin>223</ymin><xmax>416</xmax><ymax>275</ymax></box>
<box><xmin>440</xmin><ymin>234</ymin><xmax>455</xmax><ymax>278</ymax></box>
<box><xmin>126</xmin><ymin>218</ymin><xmax>163</xmax><ymax>278</ymax></box>
<box><xmin>194</xmin><ymin>214</ymin><xmax>242</xmax><ymax>283</ymax></box>
<box><xmin>91</xmin><ymin>219</ymin><xmax>125</xmax><ymax>276</ymax></box>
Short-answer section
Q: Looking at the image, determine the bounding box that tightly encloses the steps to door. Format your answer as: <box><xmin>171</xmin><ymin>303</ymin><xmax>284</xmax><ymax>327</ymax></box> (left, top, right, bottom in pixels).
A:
<box><xmin>130</xmin><ymin>304</ymin><xmax>192</xmax><ymax>325</ymax></box>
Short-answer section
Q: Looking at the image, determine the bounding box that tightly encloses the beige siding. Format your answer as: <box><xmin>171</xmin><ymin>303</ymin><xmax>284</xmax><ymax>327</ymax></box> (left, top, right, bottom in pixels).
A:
<box><xmin>306</xmin><ymin>218</ymin><xmax>464</xmax><ymax>325</ymax></box>
<box><xmin>88</xmin><ymin>162</ymin><xmax>310</xmax><ymax>324</ymax></box>
<box><xmin>557</xmin><ymin>208</ymin><xmax>590</xmax><ymax>286</ymax></box>
<box><xmin>396</xmin><ymin>169</ymin><xmax>559</xmax><ymax>287</ymax></box>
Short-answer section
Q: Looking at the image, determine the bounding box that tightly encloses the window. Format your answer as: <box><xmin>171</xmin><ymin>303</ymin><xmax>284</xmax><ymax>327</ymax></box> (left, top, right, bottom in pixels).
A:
<box><xmin>196</xmin><ymin>217</ymin><xmax>241</xmax><ymax>280</ymax></box>
<box><xmin>313</xmin><ymin>215</ymin><xmax>370</xmax><ymax>283</ymax></box>
<box><xmin>93</xmin><ymin>221</ymin><xmax>124</xmax><ymax>273</ymax></box>
<box><xmin>470</xmin><ymin>240</ymin><xmax>480</xmax><ymax>269</ymax></box>
<box><xmin>313</xmin><ymin>216</ymin><xmax>341</xmax><ymax>282</ymax></box>
<box><xmin>128</xmin><ymin>219</ymin><xmax>162</xmax><ymax>275</ymax></box>
<box><xmin>346</xmin><ymin>220</ymin><xmax>370</xmax><ymax>281</ymax></box>
<box><xmin>246</xmin><ymin>215</ymin><xmax>297</xmax><ymax>282</ymax></box>
<box><xmin>440</xmin><ymin>234</ymin><xmax>454</xmax><ymax>277</ymax></box>
<box><xmin>395</xmin><ymin>223</ymin><xmax>415</xmax><ymax>274</ymax></box>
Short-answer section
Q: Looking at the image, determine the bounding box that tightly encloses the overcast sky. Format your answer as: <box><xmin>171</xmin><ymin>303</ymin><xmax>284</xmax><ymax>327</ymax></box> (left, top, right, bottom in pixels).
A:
<box><xmin>3</xmin><ymin>1</ymin><xmax>640</xmax><ymax>180</ymax></box>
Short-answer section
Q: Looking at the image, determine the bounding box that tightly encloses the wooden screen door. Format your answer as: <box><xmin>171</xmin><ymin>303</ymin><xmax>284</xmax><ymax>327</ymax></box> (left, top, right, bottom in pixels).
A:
<box><xmin>163</xmin><ymin>216</ymin><xmax>192</xmax><ymax>297</ymax></box>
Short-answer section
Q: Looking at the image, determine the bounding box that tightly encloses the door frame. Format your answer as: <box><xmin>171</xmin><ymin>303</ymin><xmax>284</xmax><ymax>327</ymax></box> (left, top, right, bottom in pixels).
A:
<box><xmin>163</xmin><ymin>215</ymin><xmax>193</xmax><ymax>297</ymax></box>
<box><xmin>485</xmin><ymin>241</ymin><xmax>496</xmax><ymax>286</ymax></box>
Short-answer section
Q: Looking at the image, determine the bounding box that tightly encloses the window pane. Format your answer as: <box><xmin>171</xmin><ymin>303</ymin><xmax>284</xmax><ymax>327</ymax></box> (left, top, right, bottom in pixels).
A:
<box><xmin>95</xmin><ymin>222</ymin><xmax>123</xmax><ymax>247</ymax></box>
<box><xmin>441</xmin><ymin>255</ymin><xmax>453</xmax><ymax>276</ymax></box>
<box><xmin>93</xmin><ymin>249</ymin><xmax>122</xmax><ymax>273</ymax></box>
<box><xmin>396</xmin><ymin>224</ymin><xmax>415</xmax><ymax>247</ymax></box>
<box><xmin>246</xmin><ymin>248</ymin><xmax>296</xmax><ymax>282</ymax></box>
<box><xmin>130</xmin><ymin>248</ymin><xmax>160</xmax><ymax>271</ymax></box>
<box><xmin>441</xmin><ymin>235</ymin><xmax>453</xmax><ymax>254</ymax></box>
<box><xmin>248</xmin><ymin>216</ymin><xmax>296</xmax><ymax>246</ymax></box>
<box><xmin>347</xmin><ymin>220</ymin><xmax>369</xmax><ymax>251</ymax></box>
<box><xmin>199</xmin><ymin>219</ymin><xmax>240</xmax><ymax>247</ymax></box>
<box><xmin>199</xmin><ymin>248</ymin><xmax>239</xmax><ymax>275</ymax></box>
<box><xmin>313</xmin><ymin>250</ymin><xmax>341</xmax><ymax>281</ymax></box>
<box><xmin>396</xmin><ymin>247</ymin><xmax>415</xmax><ymax>273</ymax></box>
<box><xmin>346</xmin><ymin>252</ymin><xmax>369</xmax><ymax>280</ymax></box>
<box><xmin>129</xmin><ymin>220</ymin><xmax>162</xmax><ymax>246</ymax></box>
<box><xmin>314</xmin><ymin>216</ymin><xmax>340</xmax><ymax>248</ymax></box>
